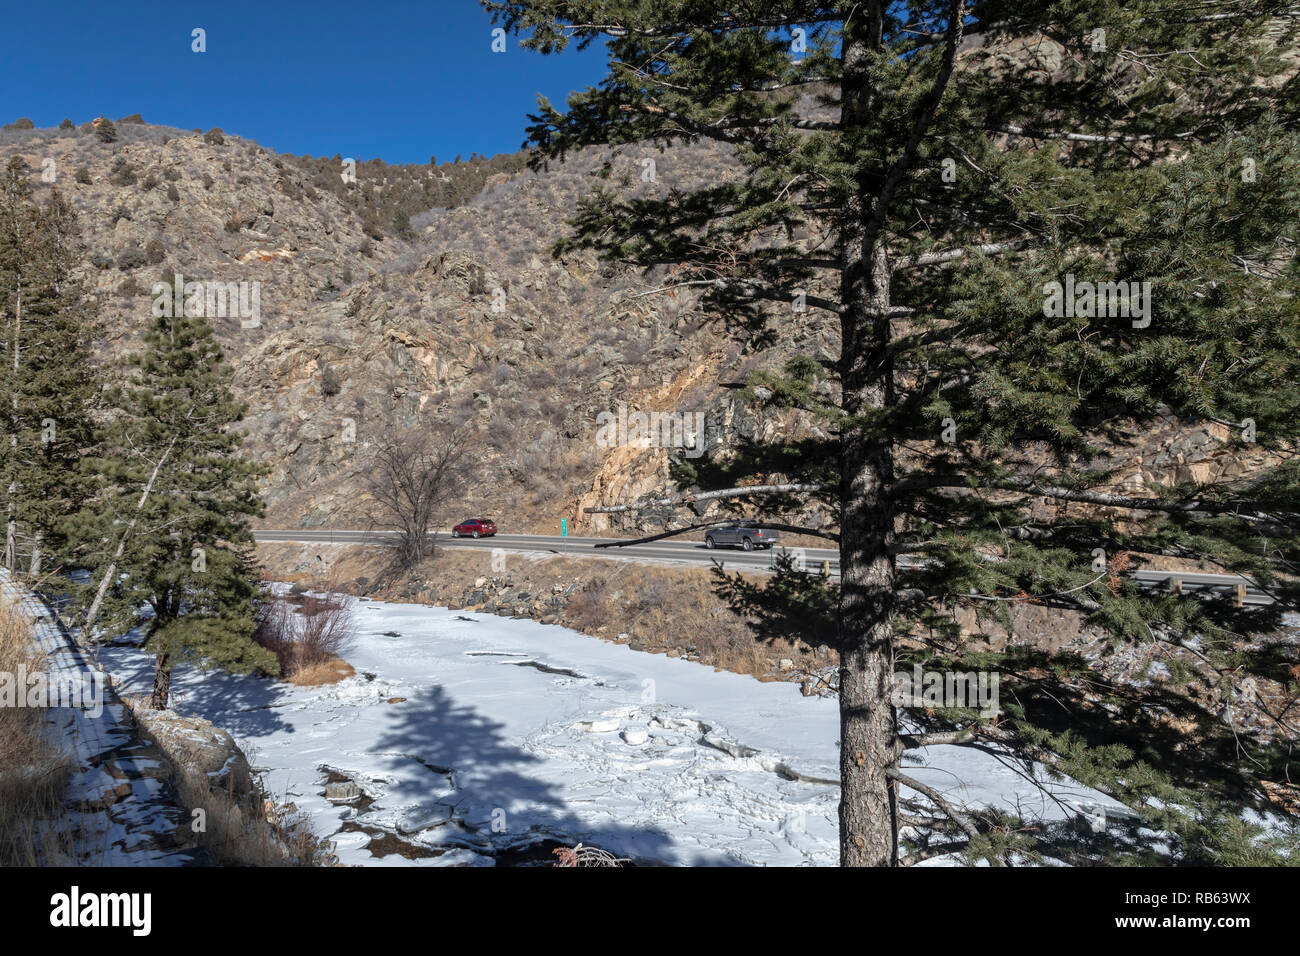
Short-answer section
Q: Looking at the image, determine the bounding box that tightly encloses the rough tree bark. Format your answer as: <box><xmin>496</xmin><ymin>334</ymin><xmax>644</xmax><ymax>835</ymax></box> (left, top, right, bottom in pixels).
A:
<box><xmin>150</xmin><ymin>649</ymin><xmax>171</xmax><ymax>710</ymax></box>
<box><xmin>836</xmin><ymin>6</ymin><xmax>900</xmax><ymax>867</ymax></box>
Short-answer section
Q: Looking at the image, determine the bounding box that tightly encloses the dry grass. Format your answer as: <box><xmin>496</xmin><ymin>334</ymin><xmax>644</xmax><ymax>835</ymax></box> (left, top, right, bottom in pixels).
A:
<box><xmin>171</xmin><ymin>763</ymin><xmax>336</xmax><ymax>867</ymax></box>
<box><xmin>289</xmin><ymin>656</ymin><xmax>356</xmax><ymax>687</ymax></box>
<box><xmin>122</xmin><ymin>696</ymin><xmax>336</xmax><ymax>867</ymax></box>
<box><xmin>0</xmin><ymin>595</ymin><xmax>80</xmax><ymax>865</ymax></box>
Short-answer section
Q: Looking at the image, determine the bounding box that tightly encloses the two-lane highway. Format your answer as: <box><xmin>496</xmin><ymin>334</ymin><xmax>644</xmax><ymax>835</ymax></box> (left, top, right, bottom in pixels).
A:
<box><xmin>253</xmin><ymin>529</ymin><xmax>1279</xmax><ymax>606</ymax></box>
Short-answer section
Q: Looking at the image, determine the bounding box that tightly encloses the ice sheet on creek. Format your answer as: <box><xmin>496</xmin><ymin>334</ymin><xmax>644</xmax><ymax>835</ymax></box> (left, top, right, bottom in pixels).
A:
<box><xmin>97</xmin><ymin>595</ymin><xmax>1118</xmax><ymax>866</ymax></box>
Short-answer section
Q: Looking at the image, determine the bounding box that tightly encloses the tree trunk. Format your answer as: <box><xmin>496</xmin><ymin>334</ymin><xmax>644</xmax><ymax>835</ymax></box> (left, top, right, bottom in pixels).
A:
<box><xmin>837</xmin><ymin>5</ymin><xmax>901</xmax><ymax>867</ymax></box>
<box><xmin>150</xmin><ymin>650</ymin><xmax>171</xmax><ymax>710</ymax></box>
<box><xmin>6</xmin><ymin>283</ymin><xmax>19</xmax><ymax>574</ymax></box>
<box><xmin>837</xmin><ymin>243</ymin><xmax>901</xmax><ymax>866</ymax></box>
<box><xmin>82</xmin><ymin>438</ymin><xmax>175</xmax><ymax>640</ymax></box>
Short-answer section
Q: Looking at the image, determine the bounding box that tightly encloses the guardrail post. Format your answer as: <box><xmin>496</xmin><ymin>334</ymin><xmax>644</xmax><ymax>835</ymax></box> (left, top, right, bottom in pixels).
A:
<box><xmin>1169</xmin><ymin>577</ymin><xmax>1182</xmax><ymax>595</ymax></box>
<box><xmin>1235</xmin><ymin>582</ymin><xmax>1246</xmax><ymax>608</ymax></box>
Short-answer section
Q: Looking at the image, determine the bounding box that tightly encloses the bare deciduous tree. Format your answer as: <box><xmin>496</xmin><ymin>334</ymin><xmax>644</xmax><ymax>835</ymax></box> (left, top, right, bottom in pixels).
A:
<box><xmin>364</xmin><ymin>425</ymin><xmax>470</xmax><ymax>568</ymax></box>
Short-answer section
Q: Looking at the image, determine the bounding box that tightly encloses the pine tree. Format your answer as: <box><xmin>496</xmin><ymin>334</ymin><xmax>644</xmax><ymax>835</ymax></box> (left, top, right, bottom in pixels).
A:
<box><xmin>487</xmin><ymin>1</ymin><xmax>1300</xmax><ymax>864</ymax></box>
<box><xmin>0</xmin><ymin>159</ymin><xmax>98</xmax><ymax>579</ymax></box>
<box><xmin>80</xmin><ymin>287</ymin><xmax>275</xmax><ymax>708</ymax></box>
<box><xmin>391</xmin><ymin>207</ymin><xmax>414</xmax><ymax>239</ymax></box>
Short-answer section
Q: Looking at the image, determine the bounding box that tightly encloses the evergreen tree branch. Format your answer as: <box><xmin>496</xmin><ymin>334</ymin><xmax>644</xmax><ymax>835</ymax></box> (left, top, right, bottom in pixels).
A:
<box><xmin>886</xmin><ymin>766</ymin><xmax>984</xmax><ymax>844</ymax></box>
<box><xmin>862</xmin><ymin>0</ymin><xmax>965</xmax><ymax>252</ymax></box>
<box><xmin>897</xmin><ymin>474</ymin><xmax>1297</xmax><ymax>522</ymax></box>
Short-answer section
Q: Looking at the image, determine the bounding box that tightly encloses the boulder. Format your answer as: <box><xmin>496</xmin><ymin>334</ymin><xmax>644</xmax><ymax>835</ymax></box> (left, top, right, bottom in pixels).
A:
<box><xmin>132</xmin><ymin>707</ymin><xmax>253</xmax><ymax>797</ymax></box>
<box><xmin>324</xmin><ymin>781</ymin><xmax>363</xmax><ymax>804</ymax></box>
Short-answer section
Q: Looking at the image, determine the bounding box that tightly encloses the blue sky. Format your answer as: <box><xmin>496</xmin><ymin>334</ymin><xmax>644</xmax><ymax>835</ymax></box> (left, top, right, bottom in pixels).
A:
<box><xmin>0</xmin><ymin>0</ymin><xmax>611</xmax><ymax>164</ymax></box>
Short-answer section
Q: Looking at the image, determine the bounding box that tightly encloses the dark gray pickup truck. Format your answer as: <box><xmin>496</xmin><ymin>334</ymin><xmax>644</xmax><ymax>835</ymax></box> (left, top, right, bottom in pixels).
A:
<box><xmin>704</xmin><ymin>525</ymin><xmax>780</xmax><ymax>551</ymax></box>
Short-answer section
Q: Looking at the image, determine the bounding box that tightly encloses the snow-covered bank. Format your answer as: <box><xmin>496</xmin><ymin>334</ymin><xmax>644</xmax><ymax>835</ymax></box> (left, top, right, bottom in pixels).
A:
<box><xmin>98</xmin><ymin>594</ymin><xmax>1118</xmax><ymax>866</ymax></box>
<box><xmin>0</xmin><ymin>569</ymin><xmax>203</xmax><ymax>865</ymax></box>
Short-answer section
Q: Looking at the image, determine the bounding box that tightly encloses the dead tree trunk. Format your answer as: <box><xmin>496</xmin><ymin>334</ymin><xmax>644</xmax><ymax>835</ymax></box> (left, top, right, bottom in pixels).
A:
<box><xmin>82</xmin><ymin>439</ymin><xmax>175</xmax><ymax>640</ymax></box>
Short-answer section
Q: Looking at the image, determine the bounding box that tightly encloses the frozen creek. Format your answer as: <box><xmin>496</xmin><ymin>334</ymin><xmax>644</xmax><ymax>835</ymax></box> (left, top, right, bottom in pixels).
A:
<box><xmin>99</xmin><ymin>594</ymin><xmax>1115</xmax><ymax>866</ymax></box>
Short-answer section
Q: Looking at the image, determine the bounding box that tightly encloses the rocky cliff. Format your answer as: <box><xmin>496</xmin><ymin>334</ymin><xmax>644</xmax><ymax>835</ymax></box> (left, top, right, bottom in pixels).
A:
<box><xmin>0</xmin><ymin>117</ymin><xmax>1272</xmax><ymax>540</ymax></box>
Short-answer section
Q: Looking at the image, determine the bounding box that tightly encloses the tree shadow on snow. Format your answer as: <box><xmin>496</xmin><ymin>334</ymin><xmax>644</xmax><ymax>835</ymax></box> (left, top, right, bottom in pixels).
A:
<box><xmin>94</xmin><ymin>643</ymin><xmax>298</xmax><ymax>738</ymax></box>
<box><xmin>367</xmin><ymin>683</ymin><xmax>735</xmax><ymax>866</ymax></box>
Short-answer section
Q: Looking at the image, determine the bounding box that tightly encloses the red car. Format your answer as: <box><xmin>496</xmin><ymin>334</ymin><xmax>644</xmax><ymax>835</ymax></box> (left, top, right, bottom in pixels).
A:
<box><xmin>451</xmin><ymin>518</ymin><xmax>497</xmax><ymax>538</ymax></box>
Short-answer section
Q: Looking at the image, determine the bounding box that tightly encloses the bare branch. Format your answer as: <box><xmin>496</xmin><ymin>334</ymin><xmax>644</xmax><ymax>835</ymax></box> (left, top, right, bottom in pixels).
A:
<box><xmin>592</xmin><ymin>520</ymin><xmax>839</xmax><ymax>548</ymax></box>
<box><xmin>900</xmin><ymin>841</ymin><xmax>972</xmax><ymax>866</ymax></box>
<box><xmin>713</xmin><ymin>277</ymin><xmax>844</xmax><ymax>314</ymax></box>
<box><xmin>583</xmin><ymin>483</ymin><xmax>827</xmax><ymax>514</ymax></box>
<box><xmin>992</xmin><ymin>124</ymin><xmax>1194</xmax><ymax>144</ymax></box>
<box><xmin>899</xmin><ymin>728</ymin><xmax>981</xmax><ymax>748</ymax></box>
<box><xmin>895</xmin><ymin>473</ymin><xmax>1296</xmax><ymax>523</ymax></box>
<box><xmin>893</xmin><ymin>239</ymin><xmax>1032</xmax><ymax>270</ymax></box>
<box><xmin>887</xmin><ymin>767</ymin><xmax>983</xmax><ymax>842</ymax></box>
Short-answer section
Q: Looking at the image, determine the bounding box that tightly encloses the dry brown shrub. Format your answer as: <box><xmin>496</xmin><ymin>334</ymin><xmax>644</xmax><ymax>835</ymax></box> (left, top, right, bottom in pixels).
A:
<box><xmin>254</xmin><ymin>582</ymin><xmax>357</xmax><ymax>683</ymax></box>
<box><xmin>552</xmin><ymin>842</ymin><xmax>628</xmax><ymax>867</ymax></box>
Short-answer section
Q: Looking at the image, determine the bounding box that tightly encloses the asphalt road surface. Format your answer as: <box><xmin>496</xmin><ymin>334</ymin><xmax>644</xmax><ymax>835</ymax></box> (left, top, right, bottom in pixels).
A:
<box><xmin>253</xmin><ymin>529</ymin><xmax>1278</xmax><ymax>607</ymax></box>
